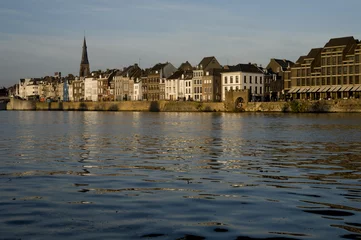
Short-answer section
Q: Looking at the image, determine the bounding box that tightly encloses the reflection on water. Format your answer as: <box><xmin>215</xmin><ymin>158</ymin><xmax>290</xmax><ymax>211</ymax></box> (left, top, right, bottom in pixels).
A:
<box><xmin>0</xmin><ymin>111</ymin><xmax>361</xmax><ymax>239</ymax></box>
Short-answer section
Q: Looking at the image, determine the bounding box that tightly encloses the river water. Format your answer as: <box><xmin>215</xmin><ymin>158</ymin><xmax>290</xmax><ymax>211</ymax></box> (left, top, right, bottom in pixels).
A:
<box><xmin>0</xmin><ymin>111</ymin><xmax>361</xmax><ymax>240</ymax></box>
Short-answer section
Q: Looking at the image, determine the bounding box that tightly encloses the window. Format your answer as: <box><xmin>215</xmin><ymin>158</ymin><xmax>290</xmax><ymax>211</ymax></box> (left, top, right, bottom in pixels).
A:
<box><xmin>250</xmin><ymin>76</ymin><xmax>252</xmax><ymax>84</ymax></box>
<box><xmin>249</xmin><ymin>86</ymin><xmax>252</xmax><ymax>93</ymax></box>
<box><xmin>236</xmin><ymin>76</ymin><xmax>239</xmax><ymax>83</ymax></box>
<box><xmin>255</xmin><ymin>87</ymin><xmax>257</xmax><ymax>94</ymax></box>
<box><xmin>337</xmin><ymin>77</ymin><xmax>341</xmax><ymax>85</ymax></box>
<box><xmin>255</xmin><ymin>76</ymin><xmax>258</xmax><ymax>84</ymax></box>
<box><xmin>244</xmin><ymin>76</ymin><xmax>247</xmax><ymax>83</ymax></box>
<box><xmin>355</xmin><ymin>55</ymin><xmax>360</xmax><ymax>63</ymax></box>
<box><xmin>297</xmin><ymin>79</ymin><xmax>300</xmax><ymax>86</ymax></box>
<box><xmin>356</xmin><ymin>76</ymin><xmax>360</xmax><ymax>84</ymax></box>
<box><xmin>349</xmin><ymin>66</ymin><xmax>353</xmax><ymax>74</ymax></box>
<box><xmin>224</xmin><ymin>76</ymin><xmax>227</xmax><ymax>84</ymax></box>
<box><xmin>343</xmin><ymin>76</ymin><xmax>347</xmax><ymax>84</ymax></box>
<box><xmin>260</xmin><ymin>87</ymin><xmax>262</xmax><ymax>94</ymax></box>
<box><xmin>349</xmin><ymin>76</ymin><xmax>353</xmax><ymax>84</ymax></box>
<box><xmin>260</xmin><ymin>77</ymin><xmax>262</xmax><ymax>84</ymax></box>
<box><xmin>244</xmin><ymin>86</ymin><xmax>246</xmax><ymax>89</ymax></box>
<box><xmin>338</xmin><ymin>66</ymin><xmax>342</xmax><ymax>74</ymax></box>
<box><xmin>332</xmin><ymin>77</ymin><xmax>336</xmax><ymax>85</ymax></box>
<box><xmin>230</xmin><ymin>76</ymin><xmax>233</xmax><ymax>84</ymax></box>
<box><xmin>356</xmin><ymin>65</ymin><xmax>360</xmax><ymax>74</ymax></box>
<box><xmin>322</xmin><ymin>78</ymin><xmax>325</xmax><ymax>85</ymax></box>
<box><xmin>327</xmin><ymin>77</ymin><xmax>330</xmax><ymax>85</ymax></box>
<box><xmin>344</xmin><ymin>66</ymin><xmax>347</xmax><ymax>74</ymax></box>
<box><xmin>338</xmin><ymin>56</ymin><xmax>343</xmax><ymax>64</ymax></box>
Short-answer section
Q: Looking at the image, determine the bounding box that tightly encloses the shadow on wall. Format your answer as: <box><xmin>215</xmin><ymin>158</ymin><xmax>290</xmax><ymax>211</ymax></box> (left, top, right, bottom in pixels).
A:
<box><xmin>79</xmin><ymin>102</ymin><xmax>88</xmax><ymax>111</ymax></box>
<box><xmin>108</xmin><ymin>104</ymin><xmax>119</xmax><ymax>111</ymax></box>
<box><xmin>149</xmin><ymin>101</ymin><xmax>160</xmax><ymax>112</ymax></box>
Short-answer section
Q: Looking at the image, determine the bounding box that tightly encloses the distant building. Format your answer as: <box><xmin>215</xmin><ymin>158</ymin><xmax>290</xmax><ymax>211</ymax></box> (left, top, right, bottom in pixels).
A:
<box><xmin>72</xmin><ymin>78</ymin><xmax>84</xmax><ymax>102</ymax></box>
<box><xmin>114</xmin><ymin>64</ymin><xmax>142</xmax><ymax>101</ymax></box>
<box><xmin>193</xmin><ymin>56</ymin><xmax>222</xmax><ymax>101</ymax></box>
<box><xmin>143</xmin><ymin>62</ymin><xmax>176</xmax><ymax>101</ymax></box>
<box><xmin>288</xmin><ymin>36</ymin><xmax>361</xmax><ymax>100</ymax></box>
<box><xmin>266</xmin><ymin>58</ymin><xmax>294</xmax><ymax>100</ymax></box>
<box><xmin>165</xmin><ymin>61</ymin><xmax>193</xmax><ymax>101</ymax></box>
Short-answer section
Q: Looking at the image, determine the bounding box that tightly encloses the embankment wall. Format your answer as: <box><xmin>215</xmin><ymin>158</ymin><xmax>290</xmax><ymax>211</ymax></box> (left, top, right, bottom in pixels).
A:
<box><xmin>7</xmin><ymin>98</ymin><xmax>361</xmax><ymax>113</ymax></box>
<box><xmin>7</xmin><ymin>98</ymin><xmax>225</xmax><ymax>112</ymax></box>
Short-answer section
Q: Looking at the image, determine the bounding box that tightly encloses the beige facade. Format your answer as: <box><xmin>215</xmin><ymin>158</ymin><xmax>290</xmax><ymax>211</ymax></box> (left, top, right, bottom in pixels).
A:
<box><xmin>288</xmin><ymin>37</ymin><xmax>361</xmax><ymax>100</ymax></box>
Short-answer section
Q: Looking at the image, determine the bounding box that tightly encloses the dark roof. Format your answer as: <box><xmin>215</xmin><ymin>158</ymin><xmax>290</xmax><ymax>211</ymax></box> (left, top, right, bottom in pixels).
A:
<box><xmin>115</xmin><ymin>64</ymin><xmax>141</xmax><ymax>78</ymax></box>
<box><xmin>347</xmin><ymin>43</ymin><xmax>357</xmax><ymax>55</ymax></box>
<box><xmin>293</xmin><ymin>56</ymin><xmax>306</xmax><ymax>67</ymax></box>
<box><xmin>224</xmin><ymin>63</ymin><xmax>264</xmax><ymax>74</ymax></box>
<box><xmin>178</xmin><ymin>61</ymin><xmax>192</xmax><ymax>71</ymax></box>
<box><xmin>152</xmin><ymin>63</ymin><xmax>167</xmax><ymax>71</ymax></box>
<box><xmin>324</xmin><ymin>36</ymin><xmax>355</xmax><ymax>48</ymax></box>
<box><xmin>273</xmin><ymin>59</ymin><xmax>294</xmax><ymax>70</ymax></box>
<box><xmin>168</xmin><ymin>69</ymin><xmax>193</xmax><ymax>80</ymax></box>
<box><xmin>198</xmin><ymin>56</ymin><xmax>215</xmax><ymax>69</ymax></box>
<box><xmin>305</xmin><ymin>48</ymin><xmax>322</xmax><ymax>59</ymax></box>
<box><xmin>167</xmin><ymin>70</ymin><xmax>183</xmax><ymax>80</ymax></box>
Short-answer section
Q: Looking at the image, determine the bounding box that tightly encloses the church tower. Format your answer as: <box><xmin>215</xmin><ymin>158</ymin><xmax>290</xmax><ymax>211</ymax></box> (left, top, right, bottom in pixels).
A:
<box><xmin>79</xmin><ymin>37</ymin><xmax>90</xmax><ymax>78</ymax></box>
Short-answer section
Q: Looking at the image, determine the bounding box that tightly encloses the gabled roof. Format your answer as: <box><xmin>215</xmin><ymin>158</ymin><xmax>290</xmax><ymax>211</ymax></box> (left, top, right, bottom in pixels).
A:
<box><xmin>197</xmin><ymin>56</ymin><xmax>221</xmax><ymax>70</ymax></box>
<box><xmin>167</xmin><ymin>70</ymin><xmax>184</xmax><ymax>80</ymax></box>
<box><xmin>115</xmin><ymin>64</ymin><xmax>141</xmax><ymax>79</ymax></box>
<box><xmin>273</xmin><ymin>59</ymin><xmax>294</xmax><ymax>70</ymax></box>
<box><xmin>324</xmin><ymin>36</ymin><xmax>355</xmax><ymax>48</ymax></box>
<box><xmin>223</xmin><ymin>63</ymin><xmax>264</xmax><ymax>74</ymax></box>
<box><xmin>178</xmin><ymin>61</ymin><xmax>192</xmax><ymax>71</ymax></box>
<box><xmin>167</xmin><ymin>69</ymin><xmax>193</xmax><ymax>80</ymax></box>
<box><xmin>152</xmin><ymin>63</ymin><xmax>168</xmax><ymax>71</ymax></box>
<box><xmin>305</xmin><ymin>48</ymin><xmax>322</xmax><ymax>59</ymax></box>
<box><xmin>293</xmin><ymin>56</ymin><xmax>306</xmax><ymax>67</ymax></box>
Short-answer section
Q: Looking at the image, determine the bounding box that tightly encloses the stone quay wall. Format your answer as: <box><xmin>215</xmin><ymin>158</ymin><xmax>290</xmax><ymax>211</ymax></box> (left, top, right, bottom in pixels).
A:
<box><xmin>7</xmin><ymin>98</ymin><xmax>361</xmax><ymax>113</ymax></box>
<box><xmin>7</xmin><ymin>98</ymin><xmax>225</xmax><ymax>112</ymax></box>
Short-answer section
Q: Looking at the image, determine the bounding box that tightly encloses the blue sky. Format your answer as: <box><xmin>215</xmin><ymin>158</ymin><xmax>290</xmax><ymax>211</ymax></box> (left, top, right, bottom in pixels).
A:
<box><xmin>0</xmin><ymin>0</ymin><xmax>360</xmax><ymax>87</ymax></box>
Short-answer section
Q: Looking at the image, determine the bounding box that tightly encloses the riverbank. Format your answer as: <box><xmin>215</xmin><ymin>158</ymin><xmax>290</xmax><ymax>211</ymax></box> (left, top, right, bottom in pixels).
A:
<box><xmin>6</xmin><ymin>98</ymin><xmax>361</xmax><ymax>112</ymax></box>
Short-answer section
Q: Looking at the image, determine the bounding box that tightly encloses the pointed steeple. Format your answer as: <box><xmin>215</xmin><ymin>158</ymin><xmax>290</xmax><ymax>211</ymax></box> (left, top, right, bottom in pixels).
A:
<box><xmin>79</xmin><ymin>36</ymin><xmax>90</xmax><ymax>77</ymax></box>
<box><xmin>81</xmin><ymin>37</ymin><xmax>89</xmax><ymax>65</ymax></box>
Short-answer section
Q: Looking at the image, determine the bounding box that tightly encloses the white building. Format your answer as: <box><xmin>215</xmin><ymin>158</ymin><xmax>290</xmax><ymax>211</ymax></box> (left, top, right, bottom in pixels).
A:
<box><xmin>221</xmin><ymin>63</ymin><xmax>265</xmax><ymax>101</ymax></box>
<box><xmin>133</xmin><ymin>79</ymin><xmax>142</xmax><ymax>100</ymax></box>
<box><xmin>84</xmin><ymin>77</ymin><xmax>98</xmax><ymax>101</ymax></box>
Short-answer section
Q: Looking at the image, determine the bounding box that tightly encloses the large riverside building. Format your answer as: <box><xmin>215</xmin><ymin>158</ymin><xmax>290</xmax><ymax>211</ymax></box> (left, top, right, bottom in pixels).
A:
<box><xmin>288</xmin><ymin>36</ymin><xmax>361</xmax><ymax>100</ymax></box>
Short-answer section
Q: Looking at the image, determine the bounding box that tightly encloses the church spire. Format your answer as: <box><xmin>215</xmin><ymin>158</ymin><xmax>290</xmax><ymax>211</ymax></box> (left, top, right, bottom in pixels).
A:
<box><xmin>79</xmin><ymin>36</ymin><xmax>90</xmax><ymax>77</ymax></box>
<box><xmin>81</xmin><ymin>36</ymin><xmax>89</xmax><ymax>65</ymax></box>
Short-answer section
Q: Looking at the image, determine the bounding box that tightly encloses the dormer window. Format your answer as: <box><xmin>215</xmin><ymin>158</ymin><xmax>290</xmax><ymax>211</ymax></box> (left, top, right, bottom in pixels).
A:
<box><xmin>156</xmin><ymin>71</ymin><xmax>158</xmax><ymax>74</ymax></box>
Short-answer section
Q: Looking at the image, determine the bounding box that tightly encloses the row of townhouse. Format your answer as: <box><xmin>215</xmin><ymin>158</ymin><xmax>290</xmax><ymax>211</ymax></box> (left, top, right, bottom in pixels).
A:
<box><xmin>13</xmin><ymin>58</ymin><xmax>273</xmax><ymax>102</ymax></box>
